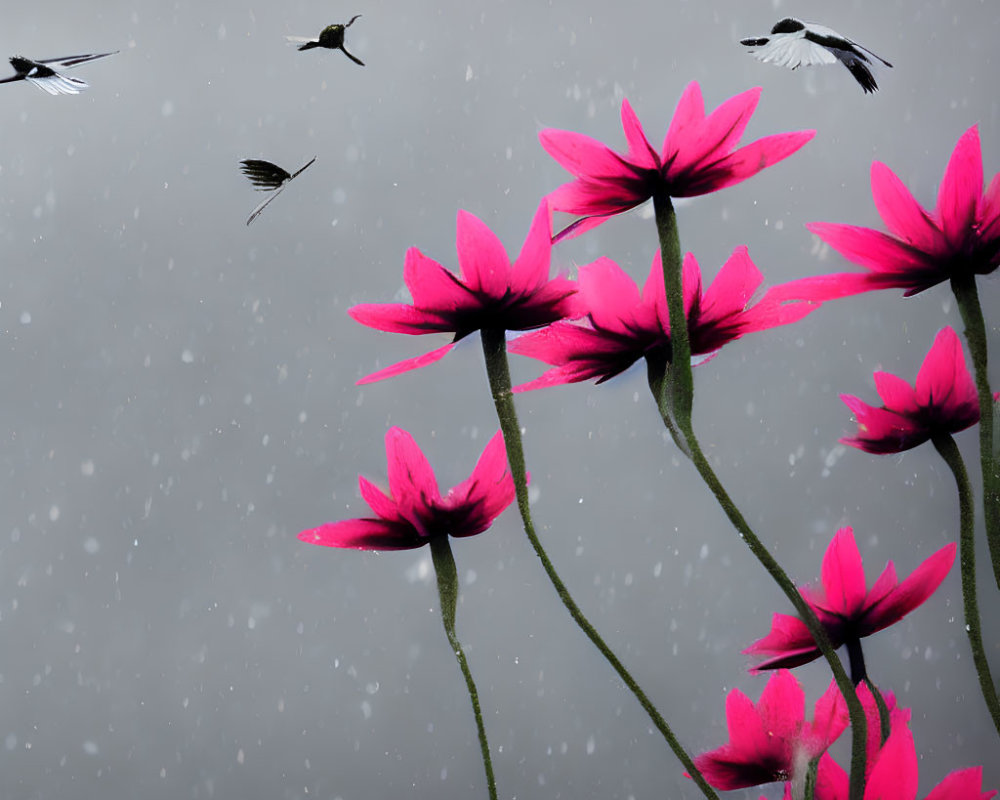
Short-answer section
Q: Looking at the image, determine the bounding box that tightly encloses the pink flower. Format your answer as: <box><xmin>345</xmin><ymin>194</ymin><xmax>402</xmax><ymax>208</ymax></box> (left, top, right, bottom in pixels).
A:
<box><xmin>540</xmin><ymin>81</ymin><xmax>815</xmax><ymax>241</ymax></box>
<box><xmin>349</xmin><ymin>201</ymin><xmax>578</xmax><ymax>384</ymax></box>
<box><xmin>298</xmin><ymin>428</ymin><xmax>517</xmax><ymax>550</ymax></box>
<box><xmin>744</xmin><ymin>527</ymin><xmax>956</xmax><ymax>672</ymax></box>
<box><xmin>814</xmin><ymin>687</ymin><xmax>995</xmax><ymax>800</ymax></box>
<box><xmin>840</xmin><ymin>326</ymin><xmax>980</xmax><ymax>454</ymax></box>
<box><xmin>508</xmin><ymin>246</ymin><xmax>818</xmax><ymax>391</ymax></box>
<box><xmin>795</xmin><ymin>125</ymin><xmax>1000</xmax><ymax>298</ymax></box>
<box><xmin>693</xmin><ymin>670</ymin><xmax>848</xmax><ymax>790</ymax></box>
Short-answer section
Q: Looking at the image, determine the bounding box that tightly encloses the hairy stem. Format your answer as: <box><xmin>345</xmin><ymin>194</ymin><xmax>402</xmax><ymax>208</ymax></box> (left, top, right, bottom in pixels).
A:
<box><xmin>951</xmin><ymin>273</ymin><xmax>1000</xmax><ymax>589</ymax></box>
<box><xmin>429</xmin><ymin>535</ymin><xmax>498</xmax><ymax>800</ymax></box>
<box><xmin>651</xmin><ymin>196</ymin><xmax>866</xmax><ymax>800</ymax></box>
<box><xmin>932</xmin><ymin>434</ymin><xmax>1000</xmax><ymax>738</ymax></box>
<box><xmin>480</xmin><ymin>327</ymin><xmax>719</xmax><ymax>799</ymax></box>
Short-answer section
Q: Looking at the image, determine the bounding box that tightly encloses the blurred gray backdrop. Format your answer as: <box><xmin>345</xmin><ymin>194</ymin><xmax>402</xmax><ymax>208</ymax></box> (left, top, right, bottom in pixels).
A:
<box><xmin>1</xmin><ymin>0</ymin><xmax>997</xmax><ymax>798</ymax></box>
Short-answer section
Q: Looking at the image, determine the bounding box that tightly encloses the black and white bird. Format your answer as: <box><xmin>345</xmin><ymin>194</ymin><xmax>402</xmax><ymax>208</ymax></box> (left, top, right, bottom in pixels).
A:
<box><xmin>740</xmin><ymin>18</ymin><xmax>892</xmax><ymax>93</ymax></box>
<box><xmin>286</xmin><ymin>15</ymin><xmax>364</xmax><ymax>65</ymax></box>
<box><xmin>239</xmin><ymin>157</ymin><xmax>316</xmax><ymax>226</ymax></box>
<box><xmin>0</xmin><ymin>51</ymin><xmax>118</xmax><ymax>95</ymax></box>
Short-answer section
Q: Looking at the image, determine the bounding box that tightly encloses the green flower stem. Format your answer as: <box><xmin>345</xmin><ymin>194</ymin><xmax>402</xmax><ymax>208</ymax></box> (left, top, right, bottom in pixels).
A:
<box><xmin>951</xmin><ymin>273</ymin><xmax>1000</xmax><ymax>589</ymax></box>
<box><xmin>651</xmin><ymin>196</ymin><xmax>866</xmax><ymax>800</ymax></box>
<box><xmin>479</xmin><ymin>327</ymin><xmax>719</xmax><ymax>800</ymax></box>
<box><xmin>429</xmin><ymin>535</ymin><xmax>498</xmax><ymax>800</ymax></box>
<box><xmin>862</xmin><ymin>679</ymin><xmax>891</xmax><ymax>747</ymax></box>
<box><xmin>654</xmin><ymin>191</ymin><xmax>693</xmax><ymax>427</ymax></box>
<box><xmin>648</xmin><ymin>387</ymin><xmax>867</xmax><ymax>800</ymax></box>
<box><xmin>932</xmin><ymin>434</ymin><xmax>1000</xmax><ymax>738</ymax></box>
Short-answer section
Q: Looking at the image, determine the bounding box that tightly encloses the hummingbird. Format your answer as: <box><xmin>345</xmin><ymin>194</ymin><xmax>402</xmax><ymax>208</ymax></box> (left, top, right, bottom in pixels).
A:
<box><xmin>286</xmin><ymin>15</ymin><xmax>364</xmax><ymax>65</ymax></box>
<box><xmin>740</xmin><ymin>18</ymin><xmax>892</xmax><ymax>93</ymax></box>
<box><xmin>239</xmin><ymin>157</ymin><xmax>317</xmax><ymax>226</ymax></box>
<box><xmin>0</xmin><ymin>51</ymin><xmax>119</xmax><ymax>95</ymax></box>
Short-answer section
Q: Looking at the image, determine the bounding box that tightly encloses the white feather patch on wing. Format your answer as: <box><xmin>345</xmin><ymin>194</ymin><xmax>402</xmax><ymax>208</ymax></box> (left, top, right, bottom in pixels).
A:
<box><xmin>747</xmin><ymin>36</ymin><xmax>838</xmax><ymax>70</ymax></box>
<box><xmin>246</xmin><ymin>184</ymin><xmax>288</xmax><ymax>226</ymax></box>
<box><xmin>285</xmin><ymin>35</ymin><xmax>316</xmax><ymax>45</ymax></box>
<box><xmin>27</xmin><ymin>74</ymin><xmax>88</xmax><ymax>95</ymax></box>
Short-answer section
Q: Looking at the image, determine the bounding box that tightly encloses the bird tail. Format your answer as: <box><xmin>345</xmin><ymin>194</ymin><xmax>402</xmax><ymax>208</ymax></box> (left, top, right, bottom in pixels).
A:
<box><xmin>297</xmin><ymin>41</ymin><xmax>320</xmax><ymax>51</ymax></box>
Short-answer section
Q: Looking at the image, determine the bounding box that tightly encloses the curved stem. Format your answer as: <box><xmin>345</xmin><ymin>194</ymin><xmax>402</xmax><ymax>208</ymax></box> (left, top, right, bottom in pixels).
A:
<box><xmin>651</xmin><ymin>196</ymin><xmax>866</xmax><ymax>800</ymax></box>
<box><xmin>480</xmin><ymin>327</ymin><xmax>719</xmax><ymax>800</ymax></box>
<box><xmin>429</xmin><ymin>536</ymin><xmax>498</xmax><ymax>800</ymax></box>
<box><xmin>932</xmin><ymin>434</ymin><xmax>1000</xmax><ymax>738</ymax></box>
<box><xmin>951</xmin><ymin>274</ymin><xmax>1000</xmax><ymax>589</ymax></box>
<box><xmin>677</xmin><ymin>427</ymin><xmax>867</xmax><ymax>800</ymax></box>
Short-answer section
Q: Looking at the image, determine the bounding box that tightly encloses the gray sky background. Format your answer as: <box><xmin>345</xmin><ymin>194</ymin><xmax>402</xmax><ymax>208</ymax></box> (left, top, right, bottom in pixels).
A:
<box><xmin>1</xmin><ymin>0</ymin><xmax>997</xmax><ymax>798</ymax></box>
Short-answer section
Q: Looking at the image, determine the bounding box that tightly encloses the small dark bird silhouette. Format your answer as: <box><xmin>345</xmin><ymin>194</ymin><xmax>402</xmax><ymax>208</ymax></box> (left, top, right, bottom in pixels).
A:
<box><xmin>740</xmin><ymin>18</ymin><xmax>892</xmax><ymax>93</ymax></box>
<box><xmin>286</xmin><ymin>15</ymin><xmax>364</xmax><ymax>65</ymax></box>
<box><xmin>0</xmin><ymin>51</ymin><xmax>118</xmax><ymax>95</ymax></box>
<box><xmin>239</xmin><ymin>157</ymin><xmax>316</xmax><ymax>226</ymax></box>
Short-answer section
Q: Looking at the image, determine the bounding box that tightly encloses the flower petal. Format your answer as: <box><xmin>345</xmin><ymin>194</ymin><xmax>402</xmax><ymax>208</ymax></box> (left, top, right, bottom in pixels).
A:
<box><xmin>914</xmin><ymin>327</ymin><xmax>979</xmax><ymax>425</ymax></box>
<box><xmin>455</xmin><ymin>210</ymin><xmax>511</xmax><ymax>298</ymax></box>
<box><xmin>358</xmin><ymin>475</ymin><xmax>401</xmax><ymax>522</ymax></box>
<box><xmin>355</xmin><ymin>342</ymin><xmax>457</xmax><ymax>385</ymax></box>
<box><xmin>818</xmin><ymin>528</ymin><xmax>868</xmax><ymax>618</ymax></box>
<box><xmin>539</xmin><ymin>127</ymin><xmax>634</xmax><ymax>180</ymax></box>
<box><xmin>870</xmin><ymin>161</ymin><xmax>942</xmax><ymax>252</ymax></box>
<box><xmin>861</xmin><ymin>543</ymin><xmax>956</xmax><ymax>636</ymax></box>
<box><xmin>863</xmin><ymin>713</ymin><xmax>918</xmax><ymax>800</ymax></box>
<box><xmin>510</xmin><ymin>200</ymin><xmax>555</xmax><ymax>293</ymax></box>
<box><xmin>621</xmin><ymin>98</ymin><xmax>660</xmax><ymax>169</ymax></box>
<box><xmin>673</xmin><ymin>131</ymin><xmax>815</xmax><ymax>197</ymax></box>
<box><xmin>744</xmin><ymin>612</ymin><xmax>822</xmax><ymax>671</ymax></box>
<box><xmin>298</xmin><ymin>519</ymin><xmax>423</xmax><ymax>550</ymax></box>
<box><xmin>385</xmin><ymin>428</ymin><xmax>441</xmax><ymax>531</ymax></box>
<box><xmin>924</xmin><ymin>767</ymin><xmax>997</xmax><ymax>800</ymax></box>
<box><xmin>447</xmin><ymin>430</ymin><xmax>516</xmax><ymax>533</ymax></box>
<box><xmin>937</xmin><ymin>125</ymin><xmax>983</xmax><ymax>247</ymax></box>
<box><xmin>667</xmin><ymin>86</ymin><xmax>761</xmax><ymax>177</ymax></box>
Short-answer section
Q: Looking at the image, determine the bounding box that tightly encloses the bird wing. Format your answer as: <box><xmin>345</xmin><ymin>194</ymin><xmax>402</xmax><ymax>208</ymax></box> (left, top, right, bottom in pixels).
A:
<box><xmin>35</xmin><ymin>51</ymin><xmax>119</xmax><ymax>70</ymax></box>
<box><xmin>285</xmin><ymin>35</ymin><xmax>317</xmax><ymax>45</ymax></box>
<box><xmin>246</xmin><ymin>184</ymin><xmax>289</xmax><ymax>226</ymax></box>
<box><xmin>240</xmin><ymin>159</ymin><xmax>292</xmax><ymax>190</ymax></box>
<box><xmin>288</xmin><ymin>157</ymin><xmax>317</xmax><ymax>181</ymax></box>
<box><xmin>339</xmin><ymin>45</ymin><xmax>365</xmax><ymax>66</ymax></box>
<box><xmin>26</xmin><ymin>72</ymin><xmax>88</xmax><ymax>95</ymax></box>
<box><xmin>744</xmin><ymin>34</ymin><xmax>837</xmax><ymax>70</ymax></box>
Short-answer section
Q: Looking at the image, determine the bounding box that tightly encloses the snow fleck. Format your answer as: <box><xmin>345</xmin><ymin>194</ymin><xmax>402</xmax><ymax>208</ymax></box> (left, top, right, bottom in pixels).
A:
<box><xmin>80</xmin><ymin>460</ymin><xmax>95</xmax><ymax>477</ymax></box>
<box><xmin>83</xmin><ymin>537</ymin><xmax>100</xmax><ymax>555</ymax></box>
<box><xmin>82</xmin><ymin>740</ymin><xmax>99</xmax><ymax>756</ymax></box>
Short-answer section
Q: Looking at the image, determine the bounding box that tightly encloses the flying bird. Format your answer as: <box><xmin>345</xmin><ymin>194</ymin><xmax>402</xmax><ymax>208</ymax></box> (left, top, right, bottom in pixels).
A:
<box><xmin>0</xmin><ymin>51</ymin><xmax>119</xmax><ymax>95</ymax></box>
<box><xmin>740</xmin><ymin>18</ymin><xmax>892</xmax><ymax>93</ymax></box>
<box><xmin>286</xmin><ymin>15</ymin><xmax>364</xmax><ymax>65</ymax></box>
<box><xmin>239</xmin><ymin>157</ymin><xmax>317</xmax><ymax>226</ymax></box>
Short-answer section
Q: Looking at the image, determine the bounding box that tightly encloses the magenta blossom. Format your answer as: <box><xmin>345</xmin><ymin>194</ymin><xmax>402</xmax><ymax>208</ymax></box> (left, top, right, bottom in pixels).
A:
<box><xmin>298</xmin><ymin>428</ymin><xmax>517</xmax><ymax>551</ymax></box>
<box><xmin>814</xmin><ymin>687</ymin><xmax>995</xmax><ymax>800</ymax></box>
<box><xmin>794</xmin><ymin>125</ymin><xmax>1000</xmax><ymax>298</ymax></box>
<box><xmin>540</xmin><ymin>81</ymin><xmax>815</xmax><ymax>241</ymax></box>
<box><xmin>349</xmin><ymin>201</ymin><xmax>578</xmax><ymax>384</ymax></box>
<box><xmin>508</xmin><ymin>246</ymin><xmax>818</xmax><ymax>391</ymax></box>
<box><xmin>693</xmin><ymin>670</ymin><xmax>848</xmax><ymax>790</ymax></box>
<box><xmin>840</xmin><ymin>326</ymin><xmax>981</xmax><ymax>454</ymax></box>
<box><xmin>744</xmin><ymin>527</ymin><xmax>956</xmax><ymax>672</ymax></box>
